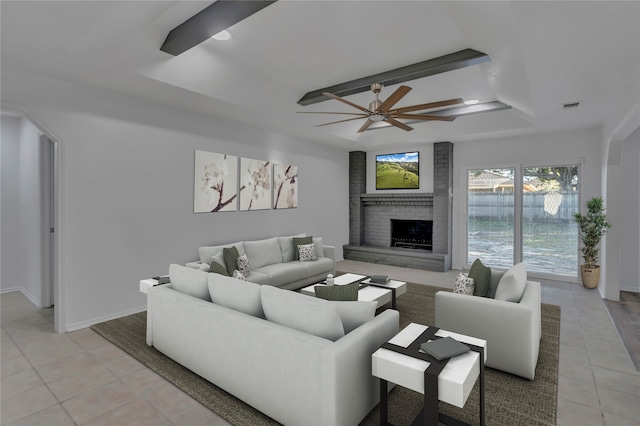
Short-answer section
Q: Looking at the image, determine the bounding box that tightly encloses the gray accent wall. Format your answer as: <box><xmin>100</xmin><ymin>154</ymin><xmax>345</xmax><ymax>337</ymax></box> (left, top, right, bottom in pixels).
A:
<box><xmin>2</xmin><ymin>70</ymin><xmax>349</xmax><ymax>331</ymax></box>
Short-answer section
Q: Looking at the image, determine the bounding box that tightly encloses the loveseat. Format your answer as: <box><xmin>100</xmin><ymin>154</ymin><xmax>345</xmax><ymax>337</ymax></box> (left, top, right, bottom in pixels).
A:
<box><xmin>185</xmin><ymin>234</ymin><xmax>335</xmax><ymax>290</ymax></box>
<box><xmin>147</xmin><ymin>264</ymin><xmax>399</xmax><ymax>426</ymax></box>
<box><xmin>435</xmin><ymin>267</ymin><xmax>541</xmax><ymax>380</ymax></box>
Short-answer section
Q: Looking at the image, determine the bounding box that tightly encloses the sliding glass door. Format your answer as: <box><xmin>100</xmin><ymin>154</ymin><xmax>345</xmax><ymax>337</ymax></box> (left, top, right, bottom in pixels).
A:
<box><xmin>467</xmin><ymin>165</ymin><xmax>580</xmax><ymax>277</ymax></box>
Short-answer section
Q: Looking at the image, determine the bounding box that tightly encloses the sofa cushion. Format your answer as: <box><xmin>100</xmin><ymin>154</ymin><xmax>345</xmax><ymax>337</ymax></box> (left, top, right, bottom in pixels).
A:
<box><xmin>208</xmin><ymin>274</ymin><xmax>264</xmax><ymax>318</ymax></box>
<box><xmin>495</xmin><ymin>263</ymin><xmax>527</xmax><ymax>303</ymax></box>
<box><xmin>314</xmin><ymin>282</ymin><xmax>359</xmax><ymax>301</ymax></box>
<box><xmin>169</xmin><ymin>264</ymin><xmax>211</xmax><ymax>301</ymax></box>
<box><xmin>199</xmin><ymin>242</ymin><xmax>245</xmax><ymax>264</ymax></box>
<box><xmin>278</xmin><ymin>233</ymin><xmax>306</xmax><ymax>263</ymax></box>
<box><xmin>255</xmin><ymin>263</ymin><xmax>306</xmax><ymax>286</ymax></box>
<box><xmin>293</xmin><ymin>257</ymin><xmax>333</xmax><ymax>278</ymax></box>
<box><xmin>313</xmin><ymin>237</ymin><xmax>325</xmax><ymax>258</ymax></box>
<box><xmin>453</xmin><ymin>273</ymin><xmax>475</xmax><ymax>295</ymax></box>
<box><xmin>292</xmin><ymin>236</ymin><xmax>313</xmax><ymax>260</ymax></box>
<box><xmin>332</xmin><ymin>301</ymin><xmax>377</xmax><ymax>333</ymax></box>
<box><xmin>469</xmin><ymin>258</ymin><xmax>491</xmax><ymax>297</ymax></box>
<box><xmin>223</xmin><ymin>246</ymin><xmax>241</xmax><ymax>276</ymax></box>
<box><xmin>243</xmin><ymin>270</ymin><xmax>273</xmax><ymax>285</ymax></box>
<box><xmin>261</xmin><ymin>285</ymin><xmax>345</xmax><ymax>341</ymax></box>
<box><xmin>298</xmin><ymin>243</ymin><xmax>317</xmax><ymax>262</ymax></box>
<box><xmin>243</xmin><ymin>237</ymin><xmax>283</xmax><ymax>269</ymax></box>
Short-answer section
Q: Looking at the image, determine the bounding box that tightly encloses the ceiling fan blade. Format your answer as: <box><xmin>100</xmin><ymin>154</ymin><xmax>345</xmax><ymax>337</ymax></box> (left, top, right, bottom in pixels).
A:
<box><xmin>384</xmin><ymin>117</ymin><xmax>413</xmax><ymax>131</ymax></box>
<box><xmin>376</xmin><ymin>85</ymin><xmax>412</xmax><ymax>113</ymax></box>
<box><xmin>297</xmin><ymin>111</ymin><xmax>367</xmax><ymax>116</ymax></box>
<box><xmin>357</xmin><ymin>119</ymin><xmax>374</xmax><ymax>133</ymax></box>
<box><xmin>389</xmin><ymin>98</ymin><xmax>464</xmax><ymax>114</ymax></box>
<box><xmin>323</xmin><ymin>92</ymin><xmax>371</xmax><ymax>113</ymax></box>
<box><xmin>314</xmin><ymin>116</ymin><xmax>369</xmax><ymax>127</ymax></box>
<box><xmin>392</xmin><ymin>113</ymin><xmax>456</xmax><ymax>122</ymax></box>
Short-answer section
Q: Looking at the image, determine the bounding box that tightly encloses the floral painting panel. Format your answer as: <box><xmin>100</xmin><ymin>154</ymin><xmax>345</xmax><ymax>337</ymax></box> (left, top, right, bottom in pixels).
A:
<box><xmin>194</xmin><ymin>150</ymin><xmax>238</xmax><ymax>213</ymax></box>
<box><xmin>240</xmin><ymin>158</ymin><xmax>272</xmax><ymax>211</ymax></box>
<box><xmin>274</xmin><ymin>163</ymin><xmax>298</xmax><ymax>209</ymax></box>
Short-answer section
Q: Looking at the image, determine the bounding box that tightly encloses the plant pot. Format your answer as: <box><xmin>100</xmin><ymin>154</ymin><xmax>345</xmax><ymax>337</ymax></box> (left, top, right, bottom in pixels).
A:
<box><xmin>580</xmin><ymin>265</ymin><xmax>600</xmax><ymax>288</ymax></box>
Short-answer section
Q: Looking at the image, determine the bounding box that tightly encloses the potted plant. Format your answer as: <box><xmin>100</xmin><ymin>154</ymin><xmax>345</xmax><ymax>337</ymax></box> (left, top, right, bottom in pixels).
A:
<box><xmin>574</xmin><ymin>197</ymin><xmax>612</xmax><ymax>288</ymax></box>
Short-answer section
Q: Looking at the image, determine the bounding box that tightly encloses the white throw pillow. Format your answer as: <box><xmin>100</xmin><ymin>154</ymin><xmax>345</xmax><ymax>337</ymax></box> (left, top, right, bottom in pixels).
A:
<box><xmin>495</xmin><ymin>262</ymin><xmax>527</xmax><ymax>302</ymax></box>
<box><xmin>261</xmin><ymin>285</ymin><xmax>345</xmax><ymax>341</ymax></box>
<box><xmin>236</xmin><ymin>254</ymin><xmax>251</xmax><ymax>275</ymax></box>
<box><xmin>298</xmin><ymin>243</ymin><xmax>317</xmax><ymax>262</ymax></box>
<box><xmin>453</xmin><ymin>273</ymin><xmax>475</xmax><ymax>295</ymax></box>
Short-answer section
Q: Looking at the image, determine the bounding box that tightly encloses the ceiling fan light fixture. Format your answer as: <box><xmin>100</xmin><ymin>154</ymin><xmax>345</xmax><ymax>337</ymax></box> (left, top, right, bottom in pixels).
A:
<box><xmin>464</xmin><ymin>99</ymin><xmax>479</xmax><ymax>105</ymax></box>
<box><xmin>369</xmin><ymin>114</ymin><xmax>386</xmax><ymax>122</ymax></box>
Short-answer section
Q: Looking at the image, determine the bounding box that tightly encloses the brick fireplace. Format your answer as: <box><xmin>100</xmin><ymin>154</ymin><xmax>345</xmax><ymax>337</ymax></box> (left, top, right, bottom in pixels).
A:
<box><xmin>343</xmin><ymin>142</ymin><xmax>453</xmax><ymax>272</ymax></box>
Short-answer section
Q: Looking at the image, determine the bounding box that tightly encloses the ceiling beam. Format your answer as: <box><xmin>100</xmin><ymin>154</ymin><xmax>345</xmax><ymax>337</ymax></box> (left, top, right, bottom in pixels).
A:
<box><xmin>160</xmin><ymin>0</ymin><xmax>278</xmax><ymax>56</ymax></box>
<box><xmin>297</xmin><ymin>49</ymin><xmax>490</xmax><ymax>106</ymax></box>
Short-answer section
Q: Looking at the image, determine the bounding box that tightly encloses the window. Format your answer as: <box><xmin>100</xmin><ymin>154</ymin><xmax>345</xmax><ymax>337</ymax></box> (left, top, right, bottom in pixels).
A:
<box><xmin>467</xmin><ymin>165</ymin><xmax>579</xmax><ymax>277</ymax></box>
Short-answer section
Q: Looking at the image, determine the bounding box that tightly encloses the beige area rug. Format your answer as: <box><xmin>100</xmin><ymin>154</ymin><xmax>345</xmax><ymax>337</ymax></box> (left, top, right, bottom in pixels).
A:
<box><xmin>92</xmin><ymin>282</ymin><xmax>560</xmax><ymax>426</ymax></box>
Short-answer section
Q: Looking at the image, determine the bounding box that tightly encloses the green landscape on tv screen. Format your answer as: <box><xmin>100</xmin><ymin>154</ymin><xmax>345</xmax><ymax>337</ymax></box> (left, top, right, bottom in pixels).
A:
<box><xmin>376</xmin><ymin>152</ymin><xmax>419</xmax><ymax>189</ymax></box>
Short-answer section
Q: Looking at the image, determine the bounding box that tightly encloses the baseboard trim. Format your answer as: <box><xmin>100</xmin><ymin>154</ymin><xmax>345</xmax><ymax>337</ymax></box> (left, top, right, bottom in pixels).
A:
<box><xmin>0</xmin><ymin>287</ymin><xmax>41</xmax><ymax>307</ymax></box>
<box><xmin>66</xmin><ymin>305</ymin><xmax>147</xmax><ymax>332</ymax></box>
<box><xmin>620</xmin><ymin>285</ymin><xmax>640</xmax><ymax>293</ymax></box>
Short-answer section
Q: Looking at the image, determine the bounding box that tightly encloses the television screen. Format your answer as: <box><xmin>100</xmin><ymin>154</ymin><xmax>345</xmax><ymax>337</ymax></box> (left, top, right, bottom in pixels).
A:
<box><xmin>376</xmin><ymin>152</ymin><xmax>420</xmax><ymax>189</ymax></box>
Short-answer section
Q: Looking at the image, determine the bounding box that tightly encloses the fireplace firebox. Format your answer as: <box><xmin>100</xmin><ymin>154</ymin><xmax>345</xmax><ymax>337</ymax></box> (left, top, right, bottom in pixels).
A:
<box><xmin>391</xmin><ymin>219</ymin><xmax>433</xmax><ymax>251</ymax></box>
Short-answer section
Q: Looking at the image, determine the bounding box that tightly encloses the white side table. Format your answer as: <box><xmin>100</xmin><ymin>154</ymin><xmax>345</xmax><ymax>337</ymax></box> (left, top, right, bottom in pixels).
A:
<box><xmin>139</xmin><ymin>276</ymin><xmax>169</xmax><ymax>294</ymax></box>
<box><xmin>372</xmin><ymin>323</ymin><xmax>487</xmax><ymax>425</ymax></box>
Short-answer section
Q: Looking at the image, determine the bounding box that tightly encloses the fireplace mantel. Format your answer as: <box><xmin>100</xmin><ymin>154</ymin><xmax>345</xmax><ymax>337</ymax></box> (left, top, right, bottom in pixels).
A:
<box><xmin>360</xmin><ymin>193</ymin><xmax>434</xmax><ymax>207</ymax></box>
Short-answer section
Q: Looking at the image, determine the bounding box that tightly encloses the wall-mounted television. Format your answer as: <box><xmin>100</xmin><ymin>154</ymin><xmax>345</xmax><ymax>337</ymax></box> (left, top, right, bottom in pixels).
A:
<box><xmin>376</xmin><ymin>151</ymin><xmax>420</xmax><ymax>189</ymax></box>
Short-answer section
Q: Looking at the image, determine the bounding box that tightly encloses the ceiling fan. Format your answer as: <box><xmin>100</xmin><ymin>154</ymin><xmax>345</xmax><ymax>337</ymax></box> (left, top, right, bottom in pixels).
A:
<box><xmin>298</xmin><ymin>83</ymin><xmax>463</xmax><ymax>133</ymax></box>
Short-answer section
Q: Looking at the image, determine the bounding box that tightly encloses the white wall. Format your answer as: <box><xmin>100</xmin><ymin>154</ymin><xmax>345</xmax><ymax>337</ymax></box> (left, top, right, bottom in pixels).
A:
<box><xmin>618</xmin><ymin>126</ymin><xmax>640</xmax><ymax>293</ymax></box>
<box><xmin>1</xmin><ymin>115</ymin><xmax>46</xmax><ymax>306</ymax></box>
<box><xmin>451</xmin><ymin>127</ymin><xmax>604</xmax><ymax>273</ymax></box>
<box><xmin>2</xmin><ymin>70</ymin><xmax>350</xmax><ymax>331</ymax></box>
<box><xmin>1</xmin><ymin>116</ymin><xmax>22</xmax><ymax>292</ymax></box>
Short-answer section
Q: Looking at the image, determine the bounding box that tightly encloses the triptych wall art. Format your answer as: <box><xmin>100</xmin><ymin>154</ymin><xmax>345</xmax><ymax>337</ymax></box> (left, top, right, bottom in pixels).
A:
<box><xmin>194</xmin><ymin>150</ymin><xmax>298</xmax><ymax>213</ymax></box>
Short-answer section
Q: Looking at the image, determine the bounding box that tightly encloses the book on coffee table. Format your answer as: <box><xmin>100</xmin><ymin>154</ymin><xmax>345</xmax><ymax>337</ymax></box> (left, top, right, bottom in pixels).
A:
<box><xmin>420</xmin><ymin>336</ymin><xmax>470</xmax><ymax>361</ymax></box>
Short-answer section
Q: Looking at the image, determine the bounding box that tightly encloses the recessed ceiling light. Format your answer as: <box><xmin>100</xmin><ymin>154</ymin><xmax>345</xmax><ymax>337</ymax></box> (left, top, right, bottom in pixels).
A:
<box><xmin>464</xmin><ymin>99</ymin><xmax>480</xmax><ymax>105</ymax></box>
<box><xmin>211</xmin><ymin>30</ymin><xmax>231</xmax><ymax>41</ymax></box>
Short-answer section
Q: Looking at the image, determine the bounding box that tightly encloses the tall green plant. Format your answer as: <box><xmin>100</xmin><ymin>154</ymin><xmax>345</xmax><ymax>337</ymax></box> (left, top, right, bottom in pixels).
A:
<box><xmin>574</xmin><ymin>197</ymin><xmax>612</xmax><ymax>267</ymax></box>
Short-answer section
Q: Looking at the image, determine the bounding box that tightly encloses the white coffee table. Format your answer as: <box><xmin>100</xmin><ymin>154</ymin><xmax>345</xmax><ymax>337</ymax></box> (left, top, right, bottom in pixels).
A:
<box><xmin>372</xmin><ymin>323</ymin><xmax>487</xmax><ymax>425</ymax></box>
<box><xmin>300</xmin><ymin>273</ymin><xmax>407</xmax><ymax>308</ymax></box>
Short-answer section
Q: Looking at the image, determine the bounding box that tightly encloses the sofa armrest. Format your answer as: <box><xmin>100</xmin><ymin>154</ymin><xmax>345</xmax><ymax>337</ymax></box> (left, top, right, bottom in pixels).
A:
<box><xmin>435</xmin><ymin>288</ymin><xmax>540</xmax><ymax>379</ymax></box>
<box><xmin>320</xmin><ymin>309</ymin><xmax>399</xmax><ymax>426</ymax></box>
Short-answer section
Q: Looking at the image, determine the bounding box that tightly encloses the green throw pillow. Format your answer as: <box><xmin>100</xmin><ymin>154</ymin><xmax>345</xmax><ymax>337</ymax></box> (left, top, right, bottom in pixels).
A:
<box><xmin>314</xmin><ymin>282</ymin><xmax>359</xmax><ymax>301</ymax></box>
<box><xmin>209</xmin><ymin>260</ymin><xmax>230</xmax><ymax>276</ymax></box>
<box><xmin>469</xmin><ymin>258</ymin><xmax>491</xmax><ymax>297</ymax></box>
<box><xmin>292</xmin><ymin>236</ymin><xmax>313</xmax><ymax>260</ymax></box>
<box><xmin>223</xmin><ymin>246</ymin><xmax>240</xmax><ymax>276</ymax></box>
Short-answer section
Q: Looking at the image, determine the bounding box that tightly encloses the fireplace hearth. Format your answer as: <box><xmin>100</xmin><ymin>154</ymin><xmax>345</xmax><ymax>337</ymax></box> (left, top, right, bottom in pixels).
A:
<box><xmin>391</xmin><ymin>219</ymin><xmax>432</xmax><ymax>250</ymax></box>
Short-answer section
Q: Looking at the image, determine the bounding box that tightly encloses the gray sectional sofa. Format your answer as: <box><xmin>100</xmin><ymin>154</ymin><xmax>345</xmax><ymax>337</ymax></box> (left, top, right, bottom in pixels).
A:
<box><xmin>185</xmin><ymin>234</ymin><xmax>335</xmax><ymax>290</ymax></box>
<box><xmin>147</xmin><ymin>264</ymin><xmax>400</xmax><ymax>426</ymax></box>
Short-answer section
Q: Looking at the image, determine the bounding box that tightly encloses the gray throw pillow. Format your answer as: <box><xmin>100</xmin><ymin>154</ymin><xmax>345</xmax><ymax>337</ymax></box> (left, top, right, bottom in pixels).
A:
<box><xmin>223</xmin><ymin>246</ymin><xmax>240</xmax><ymax>276</ymax></box>
<box><xmin>209</xmin><ymin>260</ymin><xmax>230</xmax><ymax>276</ymax></box>
<box><xmin>292</xmin><ymin>236</ymin><xmax>313</xmax><ymax>260</ymax></box>
<box><xmin>495</xmin><ymin>263</ymin><xmax>527</xmax><ymax>303</ymax></box>
<box><xmin>208</xmin><ymin>274</ymin><xmax>264</xmax><ymax>318</ymax></box>
<box><xmin>469</xmin><ymin>258</ymin><xmax>491</xmax><ymax>297</ymax></box>
<box><xmin>314</xmin><ymin>282</ymin><xmax>359</xmax><ymax>301</ymax></box>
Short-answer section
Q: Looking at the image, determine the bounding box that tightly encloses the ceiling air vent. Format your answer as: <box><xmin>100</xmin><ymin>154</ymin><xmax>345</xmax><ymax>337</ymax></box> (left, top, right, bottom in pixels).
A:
<box><xmin>562</xmin><ymin>102</ymin><xmax>580</xmax><ymax>109</ymax></box>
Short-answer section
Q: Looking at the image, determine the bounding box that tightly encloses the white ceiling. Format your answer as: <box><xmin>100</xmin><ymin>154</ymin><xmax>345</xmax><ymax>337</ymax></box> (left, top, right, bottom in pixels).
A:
<box><xmin>2</xmin><ymin>1</ymin><xmax>639</xmax><ymax>150</ymax></box>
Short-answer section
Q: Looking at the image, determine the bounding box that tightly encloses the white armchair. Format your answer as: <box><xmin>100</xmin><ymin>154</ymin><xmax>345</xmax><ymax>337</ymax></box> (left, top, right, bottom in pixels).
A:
<box><xmin>435</xmin><ymin>269</ymin><xmax>541</xmax><ymax>380</ymax></box>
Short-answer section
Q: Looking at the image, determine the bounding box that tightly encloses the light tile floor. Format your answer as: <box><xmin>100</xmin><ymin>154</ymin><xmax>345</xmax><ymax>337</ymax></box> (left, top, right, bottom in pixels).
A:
<box><xmin>1</xmin><ymin>260</ymin><xmax>638</xmax><ymax>425</ymax></box>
